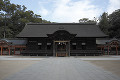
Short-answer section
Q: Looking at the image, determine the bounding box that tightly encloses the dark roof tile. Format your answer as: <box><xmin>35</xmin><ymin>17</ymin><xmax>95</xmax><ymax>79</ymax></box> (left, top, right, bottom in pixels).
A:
<box><xmin>17</xmin><ymin>23</ymin><xmax>107</xmax><ymax>37</ymax></box>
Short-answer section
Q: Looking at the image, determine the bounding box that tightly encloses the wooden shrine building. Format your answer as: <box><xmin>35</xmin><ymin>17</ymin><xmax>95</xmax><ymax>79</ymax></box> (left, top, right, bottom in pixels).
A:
<box><xmin>0</xmin><ymin>39</ymin><xmax>26</xmax><ymax>55</ymax></box>
<box><xmin>96</xmin><ymin>38</ymin><xmax>120</xmax><ymax>55</ymax></box>
<box><xmin>17</xmin><ymin>23</ymin><xmax>107</xmax><ymax>56</ymax></box>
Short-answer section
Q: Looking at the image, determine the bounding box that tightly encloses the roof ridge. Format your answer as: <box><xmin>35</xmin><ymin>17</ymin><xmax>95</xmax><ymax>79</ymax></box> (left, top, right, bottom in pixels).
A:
<box><xmin>26</xmin><ymin>22</ymin><xmax>96</xmax><ymax>25</ymax></box>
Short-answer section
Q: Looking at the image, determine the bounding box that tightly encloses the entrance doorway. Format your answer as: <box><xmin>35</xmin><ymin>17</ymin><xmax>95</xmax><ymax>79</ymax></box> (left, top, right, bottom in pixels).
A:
<box><xmin>53</xmin><ymin>41</ymin><xmax>70</xmax><ymax>57</ymax></box>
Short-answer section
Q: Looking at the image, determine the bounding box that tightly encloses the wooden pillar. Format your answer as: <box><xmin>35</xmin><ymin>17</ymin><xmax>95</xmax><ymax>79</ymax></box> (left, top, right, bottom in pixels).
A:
<box><xmin>116</xmin><ymin>46</ymin><xmax>118</xmax><ymax>55</ymax></box>
<box><xmin>108</xmin><ymin>46</ymin><xmax>109</xmax><ymax>55</ymax></box>
<box><xmin>53</xmin><ymin>41</ymin><xmax>55</xmax><ymax>56</ymax></box>
<box><xmin>66</xmin><ymin>53</ymin><xmax>67</xmax><ymax>56</ymax></box>
<box><xmin>9</xmin><ymin>47</ymin><xmax>10</xmax><ymax>55</ymax></box>
<box><xmin>101</xmin><ymin>47</ymin><xmax>102</xmax><ymax>55</ymax></box>
<box><xmin>68</xmin><ymin>41</ymin><xmax>70</xmax><ymax>56</ymax></box>
<box><xmin>0</xmin><ymin>46</ymin><xmax>1</xmax><ymax>55</ymax></box>
<box><xmin>56</xmin><ymin>53</ymin><xmax>57</xmax><ymax>57</ymax></box>
<box><xmin>20</xmin><ymin>47</ymin><xmax>22</xmax><ymax>54</ymax></box>
<box><xmin>103</xmin><ymin>47</ymin><xmax>105</xmax><ymax>55</ymax></box>
<box><xmin>14</xmin><ymin>47</ymin><xmax>15</xmax><ymax>55</ymax></box>
<box><xmin>20</xmin><ymin>47</ymin><xmax>21</xmax><ymax>52</ymax></box>
<box><xmin>1</xmin><ymin>46</ymin><xmax>2</xmax><ymax>56</ymax></box>
<box><xmin>110</xmin><ymin>46</ymin><xmax>111</xmax><ymax>54</ymax></box>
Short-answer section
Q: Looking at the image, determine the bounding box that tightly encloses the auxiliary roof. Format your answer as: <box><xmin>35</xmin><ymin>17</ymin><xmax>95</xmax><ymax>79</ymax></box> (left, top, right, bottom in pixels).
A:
<box><xmin>17</xmin><ymin>23</ymin><xmax>107</xmax><ymax>38</ymax></box>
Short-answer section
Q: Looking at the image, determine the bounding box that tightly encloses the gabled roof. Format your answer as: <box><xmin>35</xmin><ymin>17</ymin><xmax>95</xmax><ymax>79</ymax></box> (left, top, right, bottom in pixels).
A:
<box><xmin>96</xmin><ymin>38</ymin><xmax>120</xmax><ymax>45</ymax></box>
<box><xmin>0</xmin><ymin>38</ymin><xmax>27</xmax><ymax>45</ymax></box>
<box><xmin>17</xmin><ymin>23</ymin><xmax>108</xmax><ymax>38</ymax></box>
<box><xmin>96</xmin><ymin>38</ymin><xmax>109</xmax><ymax>45</ymax></box>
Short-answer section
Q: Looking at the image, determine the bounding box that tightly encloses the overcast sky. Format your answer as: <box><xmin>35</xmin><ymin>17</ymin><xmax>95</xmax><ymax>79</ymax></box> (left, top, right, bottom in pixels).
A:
<box><xmin>10</xmin><ymin>0</ymin><xmax>120</xmax><ymax>23</ymax></box>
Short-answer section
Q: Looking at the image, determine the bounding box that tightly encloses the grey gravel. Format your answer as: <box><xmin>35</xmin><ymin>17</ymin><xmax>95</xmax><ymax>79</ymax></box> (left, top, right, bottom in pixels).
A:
<box><xmin>4</xmin><ymin>57</ymin><xmax>120</xmax><ymax>80</ymax></box>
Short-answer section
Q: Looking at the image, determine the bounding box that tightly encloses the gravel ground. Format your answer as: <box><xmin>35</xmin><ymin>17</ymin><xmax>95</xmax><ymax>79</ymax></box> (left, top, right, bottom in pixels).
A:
<box><xmin>0</xmin><ymin>60</ymin><xmax>39</xmax><ymax>80</ymax></box>
<box><xmin>85</xmin><ymin>60</ymin><xmax>120</xmax><ymax>77</ymax></box>
<box><xmin>0</xmin><ymin>56</ymin><xmax>120</xmax><ymax>80</ymax></box>
<box><xmin>3</xmin><ymin>57</ymin><xmax>120</xmax><ymax>80</ymax></box>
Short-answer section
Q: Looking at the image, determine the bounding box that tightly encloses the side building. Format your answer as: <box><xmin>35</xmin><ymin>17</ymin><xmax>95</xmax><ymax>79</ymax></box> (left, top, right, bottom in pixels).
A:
<box><xmin>0</xmin><ymin>38</ymin><xmax>27</xmax><ymax>55</ymax></box>
<box><xmin>17</xmin><ymin>23</ymin><xmax>107</xmax><ymax>56</ymax></box>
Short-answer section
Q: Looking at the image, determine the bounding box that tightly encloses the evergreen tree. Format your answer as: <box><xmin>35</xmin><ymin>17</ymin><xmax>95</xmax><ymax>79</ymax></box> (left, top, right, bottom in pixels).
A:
<box><xmin>79</xmin><ymin>18</ymin><xmax>96</xmax><ymax>23</ymax></box>
<box><xmin>98</xmin><ymin>12</ymin><xmax>109</xmax><ymax>35</ymax></box>
<box><xmin>108</xmin><ymin>9</ymin><xmax>120</xmax><ymax>38</ymax></box>
<box><xmin>0</xmin><ymin>0</ymin><xmax>51</xmax><ymax>38</ymax></box>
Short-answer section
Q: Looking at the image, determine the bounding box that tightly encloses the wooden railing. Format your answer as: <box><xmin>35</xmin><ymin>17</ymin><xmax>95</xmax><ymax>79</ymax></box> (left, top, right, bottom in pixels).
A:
<box><xmin>21</xmin><ymin>50</ymin><xmax>53</xmax><ymax>56</ymax></box>
<box><xmin>70</xmin><ymin>50</ymin><xmax>102</xmax><ymax>56</ymax></box>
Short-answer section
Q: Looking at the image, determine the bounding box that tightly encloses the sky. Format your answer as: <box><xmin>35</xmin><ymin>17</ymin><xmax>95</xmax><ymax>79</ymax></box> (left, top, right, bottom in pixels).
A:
<box><xmin>10</xmin><ymin>0</ymin><xmax>120</xmax><ymax>23</ymax></box>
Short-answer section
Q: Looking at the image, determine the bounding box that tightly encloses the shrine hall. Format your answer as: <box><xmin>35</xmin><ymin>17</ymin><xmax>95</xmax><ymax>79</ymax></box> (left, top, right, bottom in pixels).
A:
<box><xmin>16</xmin><ymin>23</ymin><xmax>108</xmax><ymax>56</ymax></box>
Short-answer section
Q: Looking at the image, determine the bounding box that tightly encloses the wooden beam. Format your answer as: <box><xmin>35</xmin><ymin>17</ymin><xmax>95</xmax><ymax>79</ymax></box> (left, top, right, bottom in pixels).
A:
<box><xmin>12</xmin><ymin>45</ymin><xmax>26</xmax><ymax>48</ymax></box>
<box><xmin>54</xmin><ymin>41</ymin><xmax>69</xmax><ymax>42</ymax></box>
